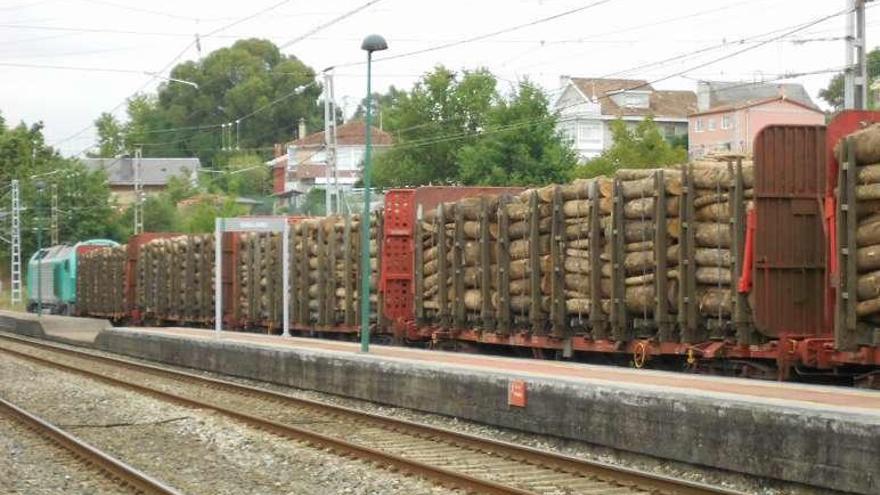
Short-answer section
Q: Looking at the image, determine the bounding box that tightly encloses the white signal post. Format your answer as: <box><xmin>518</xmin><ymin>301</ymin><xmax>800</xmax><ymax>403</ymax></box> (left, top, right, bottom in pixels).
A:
<box><xmin>214</xmin><ymin>217</ymin><xmax>290</xmax><ymax>337</ymax></box>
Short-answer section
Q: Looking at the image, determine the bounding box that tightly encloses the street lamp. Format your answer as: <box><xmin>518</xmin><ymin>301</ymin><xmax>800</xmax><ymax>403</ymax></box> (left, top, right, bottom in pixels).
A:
<box><xmin>359</xmin><ymin>34</ymin><xmax>387</xmax><ymax>353</ymax></box>
<box><xmin>34</xmin><ymin>180</ymin><xmax>45</xmax><ymax>317</ymax></box>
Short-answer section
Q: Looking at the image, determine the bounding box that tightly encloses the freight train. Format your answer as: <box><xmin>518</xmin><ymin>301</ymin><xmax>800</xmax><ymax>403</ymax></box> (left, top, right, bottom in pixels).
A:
<box><xmin>26</xmin><ymin>239</ymin><xmax>119</xmax><ymax>314</ymax></box>
<box><xmin>72</xmin><ymin>113</ymin><xmax>880</xmax><ymax>385</ymax></box>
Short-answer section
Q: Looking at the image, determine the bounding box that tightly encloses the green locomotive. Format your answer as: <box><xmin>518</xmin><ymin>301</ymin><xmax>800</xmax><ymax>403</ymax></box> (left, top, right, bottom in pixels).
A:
<box><xmin>26</xmin><ymin>239</ymin><xmax>119</xmax><ymax>315</ymax></box>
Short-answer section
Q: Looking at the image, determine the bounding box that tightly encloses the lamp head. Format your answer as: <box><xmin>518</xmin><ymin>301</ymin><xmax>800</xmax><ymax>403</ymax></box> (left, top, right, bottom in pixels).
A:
<box><xmin>34</xmin><ymin>180</ymin><xmax>46</xmax><ymax>193</ymax></box>
<box><xmin>361</xmin><ymin>34</ymin><xmax>388</xmax><ymax>53</ymax></box>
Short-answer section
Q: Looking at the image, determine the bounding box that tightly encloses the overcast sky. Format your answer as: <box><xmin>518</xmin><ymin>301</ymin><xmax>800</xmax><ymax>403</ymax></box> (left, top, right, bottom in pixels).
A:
<box><xmin>0</xmin><ymin>0</ymin><xmax>872</xmax><ymax>156</ymax></box>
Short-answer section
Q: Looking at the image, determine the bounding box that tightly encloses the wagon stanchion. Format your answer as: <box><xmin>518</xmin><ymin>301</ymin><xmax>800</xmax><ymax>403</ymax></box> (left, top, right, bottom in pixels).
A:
<box><xmin>655</xmin><ymin>169</ymin><xmax>672</xmax><ymax>342</ymax></box>
<box><xmin>588</xmin><ymin>180</ymin><xmax>607</xmax><ymax>340</ymax></box>
<box><xmin>610</xmin><ymin>178</ymin><xmax>629</xmax><ymax>343</ymax></box>
<box><xmin>679</xmin><ymin>163</ymin><xmax>699</xmax><ymax>343</ymax></box>
<box><xmin>730</xmin><ymin>159</ymin><xmax>752</xmax><ymax>345</ymax></box>
<box><xmin>437</xmin><ymin>204</ymin><xmax>449</xmax><ymax>330</ymax></box>
<box><xmin>414</xmin><ymin>214</ymin><xmax>425</xmax><ymax>326</ymax></box>
<box><xmin>496</xmin><ymin>196</ymin><xmax>512</xmax><ymax>336</ymax></box>
<box><xmin>479</xmin><ymin>197</ymin><xmax>495</xmax><ymax>332</ymax></box>
<box><xmin>550</xmin><ymin>186</ymin><xmax>567</xmax><ymax>338</ymax></box>
<box><xmin>528</xmin><ymin>191</ymin><xmax>545</xmax><ymax>335</ymax></box>
<box><xmin>452</xmin><ymin>206</ymin><xmax>465</xmax><ymax>331</ymax></box>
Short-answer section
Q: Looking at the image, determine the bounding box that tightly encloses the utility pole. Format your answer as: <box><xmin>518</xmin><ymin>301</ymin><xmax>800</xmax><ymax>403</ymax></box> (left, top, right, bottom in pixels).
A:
<box><xmin>50</xmin><ymin>183</ymin><xmax>58</xmax><ymax>245</ymax></box>
<box><xmin>845</xmin><ymin>0</ymin><xmax>869</xmax><ymax>109</ymax></box>
<box><xmin>10</xmin><ymin>180</ymin><xmax>21</xmax><ymax>306</ymax></box>
<box><xmin>323</xmin><ymin>69</ymin><xmax>338</xmax><ymax>214</ymax></box>
<box><xmin>133</xmin><ymin>147</ymin><xmax>144</xmax><ymax>235</ymax></box>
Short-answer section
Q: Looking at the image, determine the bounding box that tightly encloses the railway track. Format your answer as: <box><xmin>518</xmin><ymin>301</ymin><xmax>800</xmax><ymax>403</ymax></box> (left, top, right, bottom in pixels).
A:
<box><xmin>0</xmin><ymin>392</ymin><xmax>180</xmax><ymax>495</ymax></box>
<box><xmin>0</xmin><ymin>332</ymin><xmax>744</xmax><ymax>495</ymax></box>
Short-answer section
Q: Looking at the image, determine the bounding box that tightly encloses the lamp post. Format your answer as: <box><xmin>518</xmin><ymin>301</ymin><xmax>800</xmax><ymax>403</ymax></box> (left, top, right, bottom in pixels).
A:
<box><xmin>34</xmin><ymin>180</ymin><xmax>45</xmax><ymax>316</ymax></box>
<box><xmin>359</xmin><ymin>34</ymin><xmax>388</xmax><ymax>353</ymax></box>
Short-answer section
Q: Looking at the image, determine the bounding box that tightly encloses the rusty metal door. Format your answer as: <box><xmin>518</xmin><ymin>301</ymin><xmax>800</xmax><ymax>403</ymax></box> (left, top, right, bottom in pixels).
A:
<box><xmin>752</xmin><ymin>125</ymin><xmax>826</xmax><ymax>338</ymax></box>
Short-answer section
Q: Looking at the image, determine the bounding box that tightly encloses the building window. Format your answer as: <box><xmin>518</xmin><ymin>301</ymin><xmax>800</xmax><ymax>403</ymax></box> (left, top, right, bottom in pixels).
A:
<box><xmin>560</xmin><ymin>122</ymin><xmax>577</xmax><ymax>144</ymax></box>
<box><xmin>708</xmin><ymin>119</ymin><xmax>716</xmax><ymax>131</ymax></box>
<box><xmin>694</xmin><ymin>118</ymin><xmax>704</xmax><ymax>132</ymax></box>
<box><xmin>577</xmin><ymin>122</ymin><xmax>601</xmax><ymax>145</ymax></box>
<box><xmin>722</xmin><ymin>114</ymin><xmax>733</xmax><ymax>129</ymax></box>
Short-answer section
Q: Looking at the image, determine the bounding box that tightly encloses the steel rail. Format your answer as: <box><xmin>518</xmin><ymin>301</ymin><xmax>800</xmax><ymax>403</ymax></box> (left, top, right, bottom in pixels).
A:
<box><xmin>0</xmin><ymin>395</ymin><xmax>182</xmax><ymax>495</ymax></box>
<box><xmin>0</xmin><ymin>332</ymin><xmax>745</xmax><ymax>495</ymax></box>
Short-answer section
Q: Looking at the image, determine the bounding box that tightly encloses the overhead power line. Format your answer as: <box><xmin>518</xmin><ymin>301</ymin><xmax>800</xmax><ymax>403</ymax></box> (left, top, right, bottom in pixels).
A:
<box><xmin>52</xmin><ymin>0</ymin><xmax>296</xmax><ymax>152</ymax></box>
<box><xmin>334</xmin><ymin>0</ymin><xmax>614</xmax><ymax>67</ymax></box>
<box><xmin>279</xmin><ymin>0</ymin><xmax>383</xmax><ymax>49</ymax></box>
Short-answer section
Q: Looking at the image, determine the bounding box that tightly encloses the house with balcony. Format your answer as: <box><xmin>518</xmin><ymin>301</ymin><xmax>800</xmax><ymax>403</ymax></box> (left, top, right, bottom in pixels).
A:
<box><xmin>268</xmin><ymin>120</ymin><xmax>393</xmax><ymax>209</ymax></box>
<box><xmin>554</xmin><ymin>76</ymin><xmax>697</xmax><ymax>162</ymax></box>
<box><xmin>688</xmin><ymin>81</ymin><xmax>825</xmax><ymax>158</ymax></box>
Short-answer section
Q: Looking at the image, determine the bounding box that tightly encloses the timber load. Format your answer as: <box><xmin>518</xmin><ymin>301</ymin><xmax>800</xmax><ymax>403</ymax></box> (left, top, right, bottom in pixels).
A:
<box><xmin>837</xmin><ymin>124</ymin><xmax>880</xmax><ymax>328</ymax></box>
<box><xmin>416</xmin><ymin>159</ymin><xmax>754</xmax><ymax>343</ymax></box>
<box><xmin>137</xmin><ymin>234</ymin><xmax>215</xmax><ymax>323</ymax></box>
<box><xmin>289</xmin><ymin>212</ymin><xmax>382</xmax><ymax>330</ymax></box>
<box><xmin>76</xmin><ymin>245</ymin><xmax>126</xmax><ymax>317</ymax></box>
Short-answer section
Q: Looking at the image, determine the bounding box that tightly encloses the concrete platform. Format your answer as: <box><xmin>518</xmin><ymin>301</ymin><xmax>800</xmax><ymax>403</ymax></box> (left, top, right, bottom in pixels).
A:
<box><xmin>0</xmin><ymin>312</ymin><xmax>877</xmax><ymax>493</ymax></box>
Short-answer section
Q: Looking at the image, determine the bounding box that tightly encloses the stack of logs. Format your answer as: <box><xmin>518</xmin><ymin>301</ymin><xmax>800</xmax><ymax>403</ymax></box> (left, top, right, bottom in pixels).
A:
<box><xmin>290</xmin><ymin>213</ymin><xmax>381</xmax><ymax>330</ymax></box>
<box><xmin>601</xmin><ymin>170</ymin><xmax>681</xmax><ymax>338</ymax></box>
<box><xmin>137</xmin><ymin>235</ymin><xmax>214</xmax><ymax>323</ymax></box>
<box><xmin>690</xmin><ymin>159</ymin><xmax>755</xmax><ymax>322</ymax></box>
<box><xmin>76</xmin><ymin>245</ymin><xmax>126</xmax><ymax>317</ymax></box>
<box><xmin>236</xmin><ymin>232</ymin><xmax>282</xmax><ymax>325</ymax></box>
<box><xmin>418</xmin><ymin>160</ymin><xmax>753</xmax><ymax>340</ymax></box>
<box><xmin>838</xmin><ymin>124</ymin><xmax>880</xmax><ymax>321</ymax></box>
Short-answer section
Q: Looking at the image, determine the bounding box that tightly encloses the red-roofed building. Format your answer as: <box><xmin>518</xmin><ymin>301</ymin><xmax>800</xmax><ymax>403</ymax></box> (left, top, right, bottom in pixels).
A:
<box><xmin>268</xmin><ymin>120</ymin><xmax>394</xmax><ymax>204</ymax></box>
<box><xmin>687</xmin><ymin>82</ymin><xmax>825</xmax><ymax>157</ymax></box>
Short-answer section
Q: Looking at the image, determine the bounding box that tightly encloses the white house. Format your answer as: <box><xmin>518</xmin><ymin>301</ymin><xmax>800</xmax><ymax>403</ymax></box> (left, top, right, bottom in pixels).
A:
<box><xmin>554</xmin><ymin>77</ymin><xmax>697</xmax><ymax>161</ymax></box>
<box><xmin>268</xmin><ymin>120</ymin><xmax>393</xmax><ymax>208</ymax></box>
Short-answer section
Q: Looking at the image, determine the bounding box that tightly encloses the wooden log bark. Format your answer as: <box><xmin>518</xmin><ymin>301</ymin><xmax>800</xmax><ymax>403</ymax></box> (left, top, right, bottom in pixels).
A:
<box><xmin>690</xmin><ymin>163</ymin><xmax>755</xmax><ymax>189</ymax></box>
<box><xmin>857</xmin><ymin>243</ymin><xmax>880</xmax><ymax>272</ymax></box>
<box><xmin>698</xmin><ymin>287</ymin><xmax>732</xmax><ymax>315</ymax></box>
<box><xmin>855</xmin><ymin>183</ymin><xmax>880</xmax><ymax>201</ymax></box>
<box><xmin>693</xmin><ymin>248</ymin><xmax>733</xmax><ymax>267</ymax></box>
<box><xmin>599</xmin><ymin>196</ymin><xmax>681</xmax><ymax>218</ymax></box>
<box><xmin>602</xmin><ymin>218</ymin><xmax>681</xmax><ymax>242</ymax></box>
<box><xmin>695</xmin><ymin>202</ymin><xmax>731</xmax><ymax>222</ymax></box>
<box><xmin>504</xmin><ymin>202</ymin><xmax>551</xmax><ymax>221</ymax></box>
<box><xmin>857</xmin><ymin>295</ymin><xmax>880</xmax><ymax>316</ymax></box>
<box><xmin>509</xmin><ymin>235</ymin><xmax>551</xmax><ymax>259</ymax></box>
<box><xmin>695</xmin><ymin>267</ymin><xmax>732</xmax><ymax>285</ymax></box>
<box><xmin>694</xmin><ymin>222</ymin><xmax>731</xmax><ymax>248</ymax></box>
<box><xmin>858</xmin><ymin>163</ymin><xmax>880</xmax><ymax>184</ymax></box>
<box><xmin>600</xmin><ymin>174</ymin><xmax>683</xmax><ymax>199</ymax></box>
<box><xmin>857</xmin><ymin>269</ymin><xmax>880</xmax><ymax>300</ymax></box>
<box><xmin>563</xmin><ymin>199</ymin><xmax>590</xmax><ymax>218</ymax></box>
<box><xmin>835</xmin><ymin>123</ymin><xmax>880</xmax><ymax>165</ymax></box>
<box><xmin>857</xmin><ymin>219</ymin><xmax>880</xmax><ymax>247</ymax></box>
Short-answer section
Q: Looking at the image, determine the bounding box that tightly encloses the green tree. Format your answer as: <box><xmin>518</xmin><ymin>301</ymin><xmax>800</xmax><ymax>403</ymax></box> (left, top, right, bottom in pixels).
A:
<box><xmin>91</xmin><ymin>112</ymin><xmax>125</xmax><ymax>158</ymax></box>
<box><xmin>372</xmin><ymin>66</ymin><xmax>498</xmax><ymax>187</ymax></box>
<box><xmin>353</xmin><ymin>85</ymin><xmax>406</xmax><ymax>124</ymax></box>
<box><xmin>820</xmin><ymin>47</ymin><xmax>880</xmax><ymax>109</ymax></box>
<box><xmin>179</xmin><ymin>197</ymin><xmax>246</xmax><ymax>233</ymax></box>
<box><xmin>0</xmin><ymin>114</ymin><xmax>118</xmax><ymax>267</ymax></box>
<box><xmin>573</xmin><ymin>118</ymin><xmax>687</xmax><ymax>178</ymax></box>
<box><xmin>457</xmin><ymin>80</ymin><xmax>577</xmax><ymax>186</ymax></box>
<box><xmin>141</xmin><ymin>196</ymin><xmax>179</xmax><ymax>233</ymax></box>
<box><xmin>224</xmin><ymin>152</ymin><xmax>270</xmax><ymax>197</ymax></box>
<box><xmin>302</xmin><ymin>188</ymin><xmax>326</xmax><ymax>216</ymax></box>
<box><xmin>98</xmin><ymin>39</ymin><xmax>323</xmax><ymax>165</ymax></box>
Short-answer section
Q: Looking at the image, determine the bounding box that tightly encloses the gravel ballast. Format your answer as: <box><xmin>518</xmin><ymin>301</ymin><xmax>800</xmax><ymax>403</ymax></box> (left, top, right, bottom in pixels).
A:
<box><xmin>0</xmin><ymin>351</ymin><xmax>452</xmax><ymax>495</ymax></box>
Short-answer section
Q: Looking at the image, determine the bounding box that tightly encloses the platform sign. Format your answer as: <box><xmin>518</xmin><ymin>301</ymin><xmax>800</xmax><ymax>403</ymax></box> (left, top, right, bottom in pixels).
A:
<box><xmin>508</xmin><ymin>379</ymin><xmax>527</xmax><ymax>408</ymax></box>
<box><xmin>214</xmin><ymin>217</ymin><xmax>291</xmax><ymax>337</ymax></box>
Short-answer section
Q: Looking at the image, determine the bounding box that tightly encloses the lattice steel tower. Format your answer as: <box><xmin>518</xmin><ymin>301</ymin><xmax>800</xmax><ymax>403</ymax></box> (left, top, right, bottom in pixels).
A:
<box><xmin>10</xmin><ymin>179</ymin><xmax>21</xmax><ymax>305</ymax></box>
